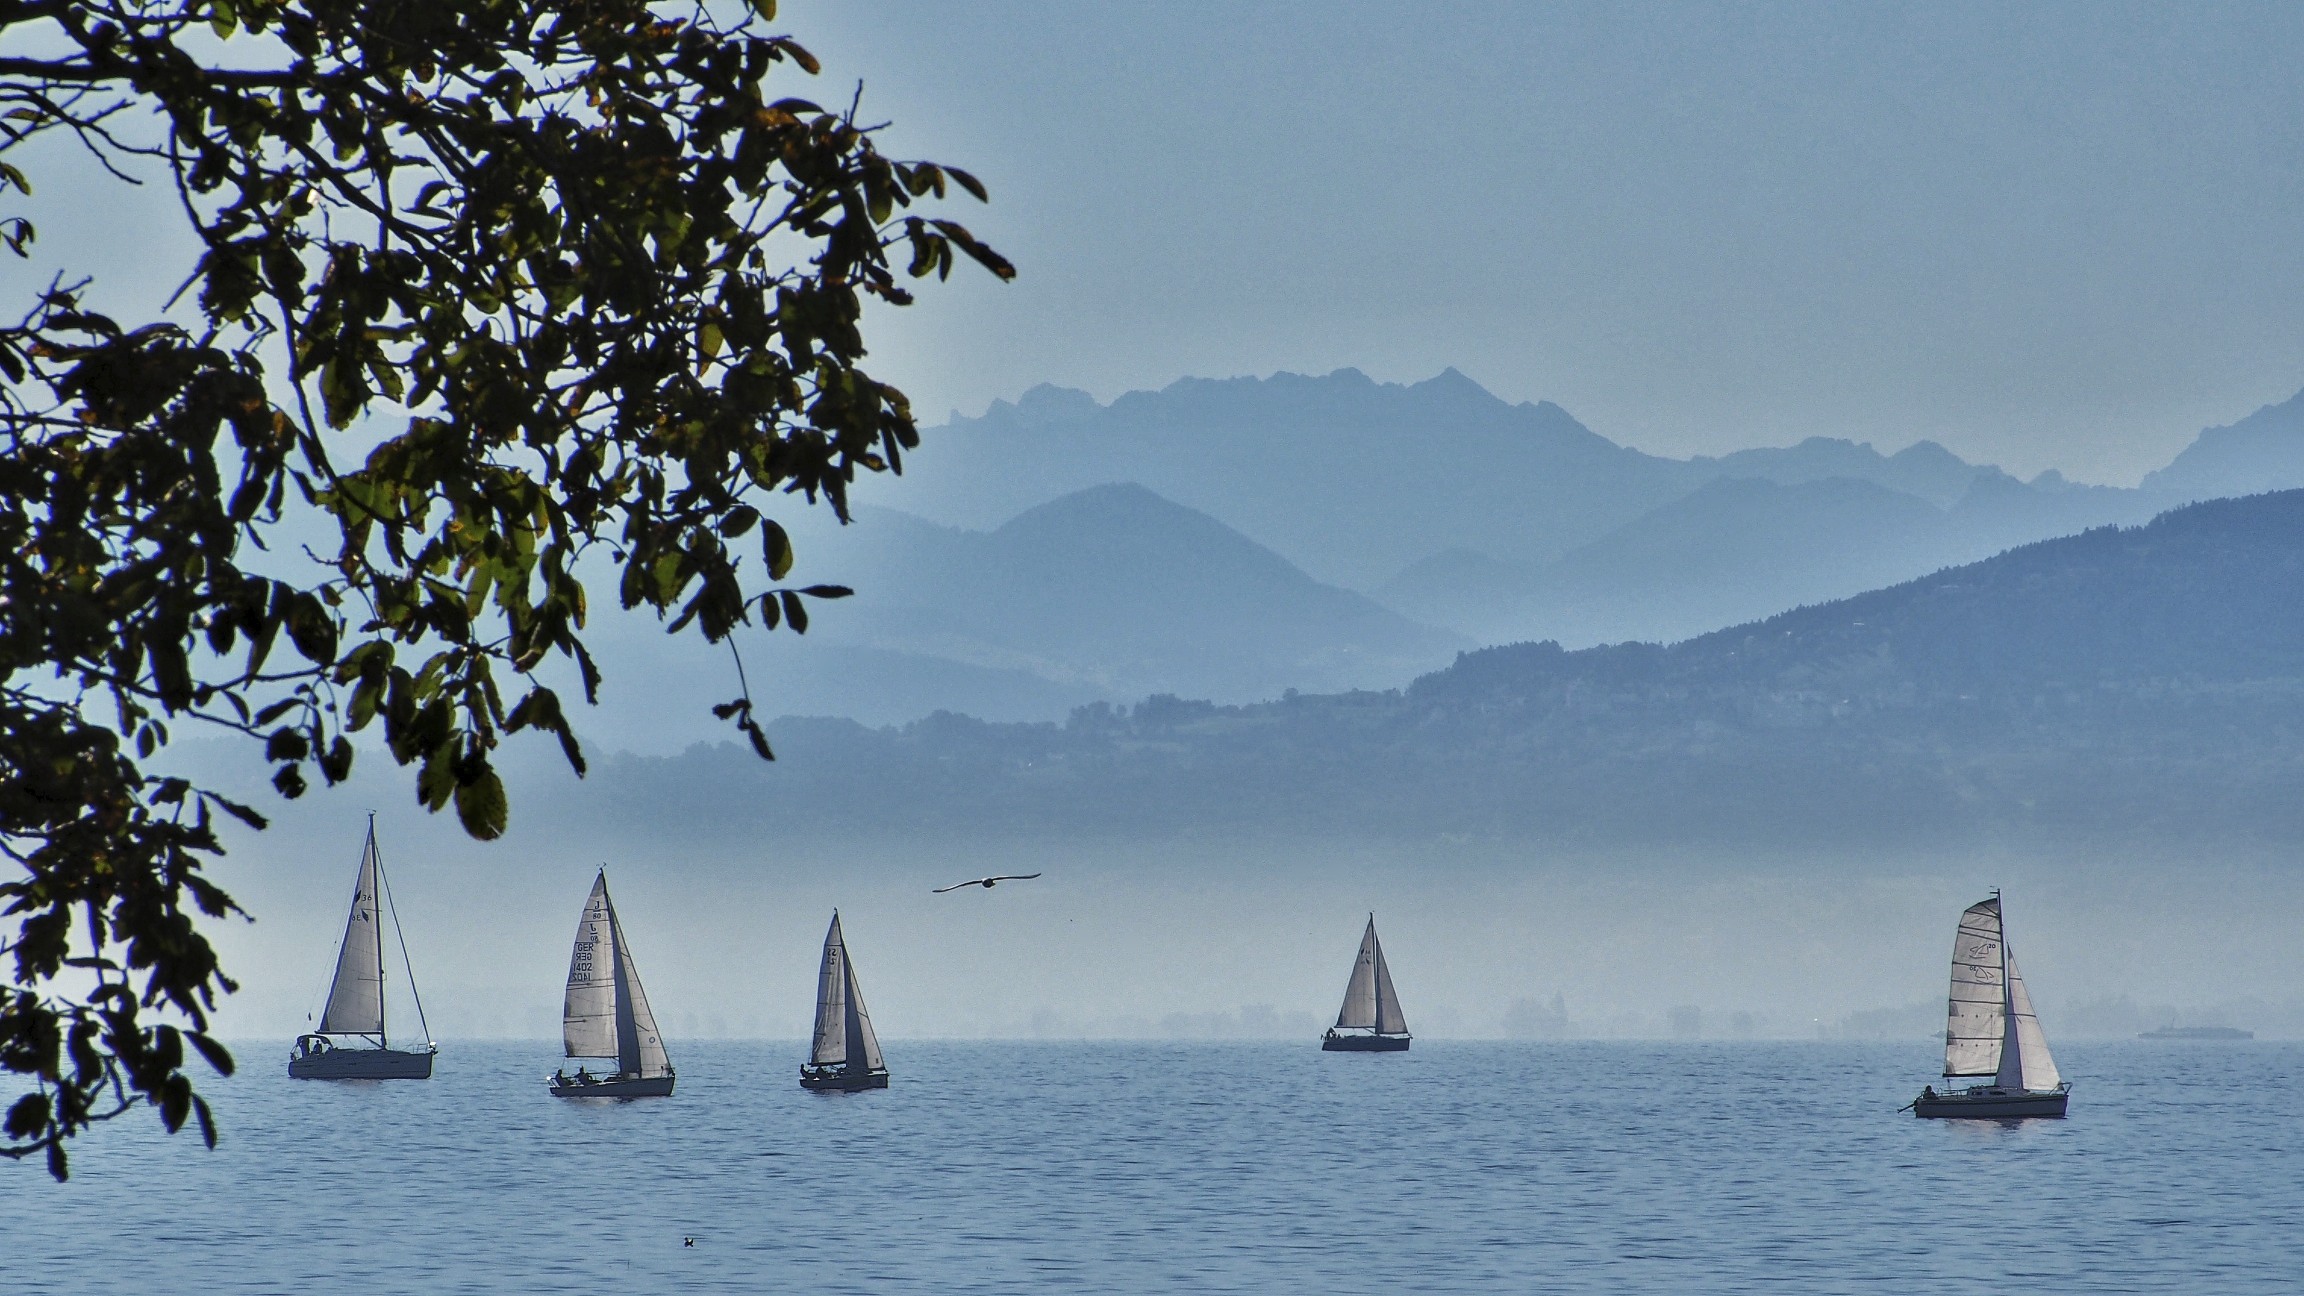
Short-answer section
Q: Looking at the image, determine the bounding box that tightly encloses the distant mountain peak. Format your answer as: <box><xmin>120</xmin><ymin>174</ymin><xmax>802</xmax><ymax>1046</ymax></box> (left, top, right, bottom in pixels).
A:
<box><xmin>975</xmin><ymin>382</ymin><xmax>1102</xmax><ymax>428</ymax></box>
<box><xmin>997</xmin><ymin>480</ymin><xmax>1201</xmax><ymax>531</ymax></box>
<box><xmin>1409</xmin><ymin>366</ymin><xmax>1499</xmax><ymax>401</ymax></box>
<box><xmin>2141</xmin><ymin>386</ymin><xmax>2304</xmax><ymax>499</ymax></box>
<box><xmin>1888</xmin><ymin>439</ymin><xmax>1975</xmax><ymax>470</ymax></box>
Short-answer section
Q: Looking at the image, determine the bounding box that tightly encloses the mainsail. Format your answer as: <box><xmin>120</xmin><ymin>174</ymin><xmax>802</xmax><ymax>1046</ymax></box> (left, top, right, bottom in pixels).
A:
<box><xmin>1942</xmin><ymin>896</ymin><xmax>2006</xmax><ymax>1078</ymax></box>
<box><xmin>316</xmin><ymin>826</ymin><xmax>386</xmax><ymax>1037</ymax></box>
<box><xmin>1335</xmin><ymin>916</ymin><xmax>1408</xmax><ymax>1035</ymax></box>
<box><xmin>562</xmin><ymin>871</ymin><xmax>671</xmax><ymax>1078</ymax></box>
<box><xmin>811</xmin><ymin>913</ymin><xmax>886</xmax><ymax>1073</ymax></box>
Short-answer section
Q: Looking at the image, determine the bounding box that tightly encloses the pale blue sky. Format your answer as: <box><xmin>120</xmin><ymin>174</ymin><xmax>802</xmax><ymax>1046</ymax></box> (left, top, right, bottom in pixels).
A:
<box><xmin>785</xmin><ymin>0</ymin><xmax>2304</xmax><ymax>483</ymax></box>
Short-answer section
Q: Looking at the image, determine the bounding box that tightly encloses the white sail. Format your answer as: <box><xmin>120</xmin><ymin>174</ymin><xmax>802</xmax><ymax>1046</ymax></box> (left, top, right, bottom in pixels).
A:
<box><xmin>1996</xmin><ymin>944</ymin><xmax>2061</xmax><ymax>1091</ymax></box>
<box><xmin>563</xmin><ymin>871</ymin><xmax>670</xmax><ymax>1077</ymax></box>
<box><xmin>1335</xmin><ymin>917</ymin><xmax>1380</xmax><ymax>1030</ymax></box>
<box><xmin>812</xmin><ymin>913</ymin><xmax>852</xmax><ymax>1067</ymax></box>
<box><xmin>812</xmin><ymin>913</ymin><xmax>885</xmax><ymax>1071</ymax></box>
<box><xmin>316</xmin><ymin>829</ymin><xmax>386</xmax><ymax>1037</ymax></box>
<box><xmin>608</xmin><ymin>899</ymin><xmax>672</xmax><ymax>1079</ymax></box>
<box><xmin>563</xmin><ymin>874</ymin><xmax>618</xmax><ymax>1059</ymax></box>
<box><xmin>1942</xmin><ymin>896</ymin><xmax>2006</xmax><ymax>1077</ymax></box>
<box><xmin>1372</xmin><ymin>933</ymin><xmax>1409</xmax><ymax>1036</ymax></box>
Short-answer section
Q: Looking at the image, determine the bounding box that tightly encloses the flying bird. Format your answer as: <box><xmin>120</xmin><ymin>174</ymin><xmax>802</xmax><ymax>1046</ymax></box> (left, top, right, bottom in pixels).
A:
<box><xmin>933</xmin><ymin>873</ymin><xmax>1042</xmax><ymax>893</ymax></box>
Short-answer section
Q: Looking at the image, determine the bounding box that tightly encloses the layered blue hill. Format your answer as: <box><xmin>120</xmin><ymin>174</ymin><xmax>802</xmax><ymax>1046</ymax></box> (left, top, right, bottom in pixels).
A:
<box><xmin>537</xmin><ymin>491</ymin><xmax>2304</xmax><ymax>853</ymax></box>
<box><xmin>562</xmin><ymin>482</ymin><xmax>1463</xmax><ymax>740</ymax></box>
<box><xmin>876</xmin><ymin>368</ymin><xmax>2298</xmax><ymax>650</ymax></box>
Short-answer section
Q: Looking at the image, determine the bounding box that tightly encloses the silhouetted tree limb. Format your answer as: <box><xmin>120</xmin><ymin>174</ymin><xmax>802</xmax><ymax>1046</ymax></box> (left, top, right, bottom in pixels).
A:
<box><xmin>0</xmin><ymin>0</ymin><xmax>1009</xmax><ymax>1178</ymax></box>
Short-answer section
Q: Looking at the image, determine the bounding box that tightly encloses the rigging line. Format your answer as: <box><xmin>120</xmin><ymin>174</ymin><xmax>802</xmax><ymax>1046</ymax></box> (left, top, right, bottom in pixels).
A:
<box><xmin>374</xmin><ymin>827</ymin><xmax>434</xmax><ymax>1047</ymax></box>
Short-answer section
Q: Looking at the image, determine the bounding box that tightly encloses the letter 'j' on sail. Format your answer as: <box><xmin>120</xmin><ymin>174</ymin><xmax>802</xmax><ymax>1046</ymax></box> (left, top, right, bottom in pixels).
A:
<box><xmin>1913</xmin><ymin>892</ymin><xmax>2067</xmax><ymax>1118</ymax></box>
<box><xmin>551</xmin><ymin>869</ymin><xmax>675</xmax><ymax>1098</ymax></box>
<box><xmin>801</xmin><ymin>912</ymin><xmax>889</xmax><ymax>1091</ymax></box>
<box><xmin>1322</xmin><ymin>914</ymin><xmax>1411</xmax><ymax>1052</ymax></box>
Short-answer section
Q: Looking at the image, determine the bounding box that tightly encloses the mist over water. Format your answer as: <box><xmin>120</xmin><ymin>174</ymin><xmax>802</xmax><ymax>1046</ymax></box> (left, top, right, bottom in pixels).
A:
<box><xmin>183</xmin><ymin>733</ymin><xmax>2304</xmax><ymax>1049</ymax></box>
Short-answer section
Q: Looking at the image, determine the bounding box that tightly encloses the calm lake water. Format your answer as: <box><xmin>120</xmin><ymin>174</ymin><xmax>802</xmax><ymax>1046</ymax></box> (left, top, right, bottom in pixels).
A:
<box><xmin>6</xmin><ymin>1039</ymin><xmax>2300</xmax><ymax>1293</ymax></box>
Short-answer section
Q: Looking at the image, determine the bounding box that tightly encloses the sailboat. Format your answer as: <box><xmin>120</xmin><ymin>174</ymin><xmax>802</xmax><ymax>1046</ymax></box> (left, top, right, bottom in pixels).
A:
<box><xmin>1912</xmin><ymin>891</ymin><xmax>2069</xmax><ymax>1119</ymax></box>
<box><xmin>1322</xmin><ymin>914</ymin><xmax>1411</xmax><ymax>1052</ymax></box>
<box><xmin>549</xmin><ymin>869</ymin><xmax>675</xmax><ymax>1098</ymax></box>
<box><xmin>800</xmin><ymin>912</ymin><xmax>889</xmax><ymax>1091</ymax></box>
<box><xmin>288</xmin><ymin>817</ymin><xmax>438</xmax><ymax>1079</ymax></box>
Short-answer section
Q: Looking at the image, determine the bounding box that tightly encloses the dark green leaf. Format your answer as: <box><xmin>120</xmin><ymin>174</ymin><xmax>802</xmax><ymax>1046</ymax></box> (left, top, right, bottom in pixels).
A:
<box><xmin>453</xmin><ymin>768</ymin><xmax>509</xmax><ymax>841</ymax></box>
<box><xmin>187</xmin><ymin>1033</ymin><xmax>236</xmax><ymax>1078</ymax></box>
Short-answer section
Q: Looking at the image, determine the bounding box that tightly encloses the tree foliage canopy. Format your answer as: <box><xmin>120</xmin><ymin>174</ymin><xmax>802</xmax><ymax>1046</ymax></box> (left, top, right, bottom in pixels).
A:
<box><xmin>0</xmin><ymin>0</ymin><xmax>1008</xmax><ymax>1177</ymax></box>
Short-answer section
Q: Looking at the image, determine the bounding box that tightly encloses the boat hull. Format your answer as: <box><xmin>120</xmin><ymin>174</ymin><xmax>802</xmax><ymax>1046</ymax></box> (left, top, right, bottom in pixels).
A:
<box><xmin>1322</xmin><ymin>1032</ymin><xmax>1411</xmax><ymax>1052</ymax></box>
<box><xmin>550</xmin><ymin>1073</ymin><xmax>675</xmax><ymax>1098</ymax></box>
<box><xmin>800</xmin><ymin>1069</ymin><xmax>890</xmax><ymax>1092</ymax></box>
<box><xmin>287</xmin><ymin>1047</ymin><xmax>435</xmax><ymax>1080</ymax></box>
<box><xmin>1914</xmin><ymin>1086</ymin><xmax>2068</xmax><ymax>1119</ymax></box>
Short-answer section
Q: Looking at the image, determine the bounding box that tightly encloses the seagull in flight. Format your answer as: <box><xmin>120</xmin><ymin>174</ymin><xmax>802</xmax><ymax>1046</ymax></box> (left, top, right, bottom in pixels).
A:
<box><xmin>933</xmin><ymin>873</ymin><xmax>1042</xmax><ymax>893</ymax></box>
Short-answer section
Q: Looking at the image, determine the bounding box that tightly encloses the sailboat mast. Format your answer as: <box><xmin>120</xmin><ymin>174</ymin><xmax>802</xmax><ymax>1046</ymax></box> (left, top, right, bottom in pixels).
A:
<box><xmin>370</xmin><ymin>816</ymin><xmax>385</xmax><ymax>1046</ymax></box>
<box><xmin>1996</xmin><ymin>889</ymin><xmax>2009</xmax><ymax>1065</ymax></box>
<box><xmin>1369</xmin><ymin>914</ymin><xmax>1385</xmax><ymax>1034</ymax></box>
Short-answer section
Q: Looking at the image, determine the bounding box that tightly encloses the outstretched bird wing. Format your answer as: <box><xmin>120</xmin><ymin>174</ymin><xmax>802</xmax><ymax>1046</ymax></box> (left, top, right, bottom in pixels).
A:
<box><xmin>932</xmin><ymin>873</ymin><xmax>1043</xmax><ymax>893</ymax></box>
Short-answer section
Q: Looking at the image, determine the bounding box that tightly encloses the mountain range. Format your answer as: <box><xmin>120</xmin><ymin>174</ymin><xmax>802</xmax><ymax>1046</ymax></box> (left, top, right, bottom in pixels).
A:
<box><xmin>562</xmin><ymin>371</ymin><xmax>2304</xmax><ymax>744</ymax></box>
<box><xmin>571</xmin><ymin>481</ymin><xmax>1468</xmax><ymax>741</ymax></box>
<box><xmin>800</xmin><ymin>484</ymin><xmax>1463</xmax><ymax>703</ymax></box>
<box><xmin>540</xmin><ymin>490</ymin><xmax>2304</xmax><ymax>855</ymax></box>
<box><xmin>905</xmin><ymin>373</ymin><xmax>2304</xmax><ymax>567</ymax></box>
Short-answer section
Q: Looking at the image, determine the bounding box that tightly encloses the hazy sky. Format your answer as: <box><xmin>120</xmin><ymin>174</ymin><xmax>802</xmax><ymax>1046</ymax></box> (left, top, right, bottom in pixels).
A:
<box><xmin>201</xmin><ymin>754</ymin><xmax>2304</xmax><ymax>1042</ymax></box>
<box><xmin>8</xmin><ymin>2</ymin><xmax>2298</xmax><ymax>482</ymax></box>
<box><xmin>780</xmin><ymin>0</ymin><xmax>2304</xmax><ymax>484</ymax></box>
